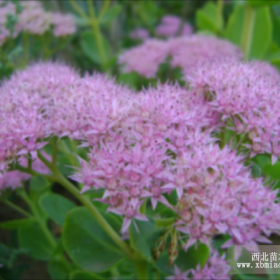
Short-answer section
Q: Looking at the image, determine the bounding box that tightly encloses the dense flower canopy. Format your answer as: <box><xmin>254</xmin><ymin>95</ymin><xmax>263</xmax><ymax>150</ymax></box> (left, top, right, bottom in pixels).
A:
<box><xmin>1</xmin><ymin>57</ymin><xmax>280</xmax><ymax>280</ymax></box>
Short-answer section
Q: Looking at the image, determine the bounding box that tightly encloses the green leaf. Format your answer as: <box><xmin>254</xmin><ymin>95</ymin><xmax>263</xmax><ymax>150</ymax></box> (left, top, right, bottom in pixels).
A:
<box><xmin>80</xmin><ymin>30</ymin><xmax>110</xmax><ymax>64</ymax></box>
<box><xmin>100</xmin><ymin>4</ymin><xmax>122</xmax><ymax>25</ymax></box>
<box><xmin>196</xmin><ymin>2</ymin><xmax>223</xmax><ymax>34</ymax></box>
<box><xmin>40</xmin><ymin>193</ymin><xmax>76</xmax><ymax>226</ymax></box>
<box><xmin>265</xmin><ymin>48</ymin><xmax>280</xmax><ymax>68</ymax></box>
<box><xmin>63</xmin><ymin>207</ymin><xmax>123</xmax><ymax>273</ymax></box>
<box><xmin>225</xmin><ymin>4</ymin><xmax>272</xmax><ymax>59</ymax></box>
<box><xmin>5</xmin><ymin>13</ymin><xmax>18</xmax><ymax>36</ymax></box>
<box><xmin>263</xmin><ymin>162</ymin><xmax>280</xmax><ymax>180</ymax></box>
<box><xmin>253</xmin><ymin>154</ymin><xmax>271</xmax><ymax>169</ymax></box>
<box><xmin>250</xmin><ymin>162</ymin><xmax>262</xmax><ymax>178</ymax></box>
<box><xmin>116</xmin><ymin>72</ymin><xmax>139</xmax><ymax>89</ymax></box>
<box><xmin>155</xmin><ymin>243</ymin><xmax>210</xmax><ymax>275</ymax></box>
<box><xmin>18</xmin><ymin>223</ymin><xmax>53</xmax><ymax>260</ymax></box>
<box><xmin>248</xmin><ymin>6</ymin><xmax>272</xmax><ymax>59</ymax></box>
<box><xmin>48</xmin><ymin>260</ymin><xmax>75</xmax><ymax>280</ymax></box>
<box><xmin>0</xmin><ymin>218</ymin><xmax>35</xmax><ymax>230</ymax></box>
<box><xmin>70</xmin><ymin>271</ymin><xmax>103</xmax><ymax>280</ymax></box>
<box><xmin>30</xmin><ymin>175</ymin><xmax>50</xmax><ymax>191</ymax></box>
<box><xmin>129</xmin><ymin>217</ymin><xmax>161</xmax><ymax>262</ymax></box>
<box><xmin>272</xmin><ymin>15</ymin><xmax>280</xmax><ymax>47</ymax></box>
<box><xmin>7</xmin><ymin>46</ymin><xmax>23</xmax><ymax>61</ymax></box>
<box><xmin>247</xmin><ymin>0</ymin><xmax>280</xmax><ymax>8</ymax></box>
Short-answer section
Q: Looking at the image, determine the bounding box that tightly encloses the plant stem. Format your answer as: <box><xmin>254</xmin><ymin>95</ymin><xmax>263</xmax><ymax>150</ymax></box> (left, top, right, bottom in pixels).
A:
<box><xmin>1</xmin><ymin>199</ymin><xmax>32</xmax><ymax>218</ymax></box>
<box><xmin>19</xmin><ymin>190</ymin><xmax>56</xmax><ymax>248</ymax></box>
<box><xmin>217</xmin><ymin>0</ymin><xmax>224</xmax><ymax>35</ymax></box>
<box><xmin>37</xmin><ymin>150</ymin><xmax>53</xmax><ymax>170</ymax></box>
<box><xmin>87</xmin><ymin>0</ymin><xmax>107</xmax><ymax>69</ymax></box>
<box><xmin>241</xmin><ymin>4</ymin><xmax>255</xmax><ymax>60</ymax></box>
<box><xmin>52</xmin><ymin>136</ymin><xmax>59</xmax><ymax>165</ymax></box>
<box><xmin>217</xmin><ymin>0</ymin><xmax>224</xmax><ymax>20</ymax></box>
<box><xmin>54</xmin><ymin>172</ymin><xmax>133</xmax><ymax>258</ymax></box>
<box><xmin>13</xmin><ymin>162</ymin><xmax>54</xmax><ymax>182</ymax></box>
<box><xmin>97</xmin><ymin>0</ymin><xmax>111</xmax><ymax>21</ymax></box>
<box><xmin>69</xmin><ymin>0</ymin><xmax>89</xmax><ymax>20</ymax></box>
<box><xmin>23</xmin><ymin>32</ymin><xmax>29</xmax><ymax>67</ymax></box>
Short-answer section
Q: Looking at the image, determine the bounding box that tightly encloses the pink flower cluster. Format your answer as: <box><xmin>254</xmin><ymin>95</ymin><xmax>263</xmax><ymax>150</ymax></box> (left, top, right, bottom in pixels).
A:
<box><xmin>156</xmin><ymin>15</ymin><xmax>193</xmax><ymax>38</ymax></box>
<box><xmin>1</xmin><ymin>60</ymin><xmax>280</xmax><ymax>279</ymax></box>
<box><xmin>166</xmin><ymin>252</ymin><xmax>230</xmax><ymax>280</ymax></box>
<box><xmin>0</xmin><ymin>62</ymin><xmax>78</xmax><ymax>170</ymax></box>
<box><xmin>119</xmin><ymin>39</ymin><xmax>168</xmax><ymax>78</ymax></box>
<box><xmin>0</xmin><ymin>62</ymin><xmax>133</xmax><ymax>171</ymax></box>
<box><xmin>130</xmin><ymin>28</ymin><xmax>150</xmax><ymax>41</ymax></box>
<box><xmin>119</xmin><ymin>35</ymin><xmax>242</xmax><ymax>78</ymax></box>
<box><xmin>129</xmin><ymin>15</ymin><xmax>192</xmax><ymax>41</ymax></box>
<box><xmin>0</xmin><ymin>0</ymin><xmax>76</xmax><ymax>45</ymax></box>
<box><xmin>0</xmin><ymin>153</ymin><xmax>50</xmax><ymax>191</ymax></box>
<box><xmin>186</xmin><ymin>58</ymin><xmax>280</xmax><ymax>163</ymax></box>
<box><xmin>69</xmin><ymin>82</ymin><xmax>280</xmax><ymax>251</ymax></box>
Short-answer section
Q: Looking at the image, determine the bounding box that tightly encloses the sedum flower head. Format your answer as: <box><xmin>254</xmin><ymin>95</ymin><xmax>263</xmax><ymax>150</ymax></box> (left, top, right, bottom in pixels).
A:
<box><xmin>186</xmin><ymin>58</ymin><xmax>280</xmax><ymax>163</ymax></box>
<box><xmin>0</xmin><ymin>62</ymin><xmax>79</xmax><ymax>170</ymax></box>
<box><xmin>155</xmin><ymin>15</ymin><xmax>193</xmax><ymax>38</ymax></box>
<box><xmin>119</xmin><ymin>39</ymin><xmax>169</xmax><ymax>78</ymax></box>
<box><xmin>0</xmin><ymin>0</ymin><xmax>76</xmax><ymax>45</ymax></box>
<box><xmin>130</xmin><ymin>28</ymin><xmax>150</xmax><ymax>41</ymax></box>
<box><xmin>118</xmin><ymin>35</ymin><xmax>242</xmax><ymax>78</ymax></box>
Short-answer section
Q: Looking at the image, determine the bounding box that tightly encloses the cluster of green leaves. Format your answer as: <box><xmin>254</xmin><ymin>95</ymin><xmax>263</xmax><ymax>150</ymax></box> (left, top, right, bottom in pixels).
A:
<box><xmin>195</xmin><ymin>0</ymin><xmax>280</xmax><ymax>67</ymax></box>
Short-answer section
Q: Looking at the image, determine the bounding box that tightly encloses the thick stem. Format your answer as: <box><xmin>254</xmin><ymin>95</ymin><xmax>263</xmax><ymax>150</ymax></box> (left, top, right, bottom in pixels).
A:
<box><xmin>52</xmin><ymin>136</ymin><xmax>59</xmax><ymax>165</ymax></box>
<box><xmin>69</xmin><ymin>0</ymin><xmax>89</xmax><ymax>20</ymax></box>
<box><xmin>37</xmin><ymin>150</ymin><xmax>53</xmax><ymax>170</ymax></box>
<box><xmin>241</xmin><ymin>5</ymin><xmax>255</xmax><ymax>60</ymax></box>
<box><xmin>217</xmin><ymin>0</ymin><xmax>224</xmax><ymax>35</ymax></box>
<box><xmin>87</xmin><ymin>0</ymin><xmax>107</xmax><ymax>69</ymax></box>
<box><xmin>90</xmin><ymin>23</ymin><xmax>107</xmax><ymax>69</ymax></box>
<box><xmin>217</xmin><ymin>0</ymin><xmax>224</xmax><ymax>20</ymax></box>
<box><xmin>23</xmin><ymin>32</ymin><xmax>29</xmax><ymax>66</ymax></box>
<box><xmin>1</xmin><ymin>199</ymin><xmax>32</xmax><ymax>218</ymax></box>
<box><xmin>98</xmin><ymin>0</ymin><xmax>111</xmax><ymax>21</ymax></box>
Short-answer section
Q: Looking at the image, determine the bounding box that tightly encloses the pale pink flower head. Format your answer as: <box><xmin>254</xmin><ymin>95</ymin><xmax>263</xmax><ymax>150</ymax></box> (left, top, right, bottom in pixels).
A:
<box><xmin>0</xmin><ymin>2</ymin><xmax>18</xmax><ymax>45</ymax></box>
<box><xmin>0</xmin><ymin>171</ymin><xmax>29</xmax><ymax>191</ymax></box>
<box><xmin>168</xmin><ymin>35</ymin><xmax>243</xmax><ymax>75</ymax></box>
<box><xmin>166</xmin><ymin>265</ymin><xmax>189</xmax><ymax>280</ymax></box>
<box><xmin>51</xmin><ymin>12</ymin><xmax>76</xmax><ymax>36</ymax></box>
<box><xmin>0</xmin><ymin>62</ymin><xmax>79</xmax><ymax>170</ymax></box>
<box><xmin>191</xmin><ymin>251</ymin><xmax>231</xmax><ymax>280</ymax></box>
<box><xmin>0</xmin><ymin>152</ymin><xmax>50</xmax><ymax>191</ymax></box>
<box><xmin>156</xmin><ymin>15</ymin><xmax>192</xmax><ymax>38</ymax></box>
<box><xmin>17</xmin><ymin>1</ymin><xmax>52</xmax><ymax>35</ymax></box>
<box><xmin>118</xmin><ymin>35</ymin><xmax>241</xmax><ymax>78</ymax></box>
<box><xmin>0</xmin><ymin>0</ymin><xmax>76</xmax><ymax>39</ymax></box>
<box><xmin>186</xmin><ymin>58</ymin><xmax>280</xmax><ymax>162</ymax></box>
<box><xmin>51</xmin><ymin>72</ymin><xmax>134</xmax><ymax>140</ymax></box>
<box><xmin>130</xmin><ymin>28</ymin><xmax>150</xmax><ymax>40</ymax></box>
<box><xmin>119</xmin><ymin>39</ymin><xmax>169</xmax><ymax>78</ymax></box>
